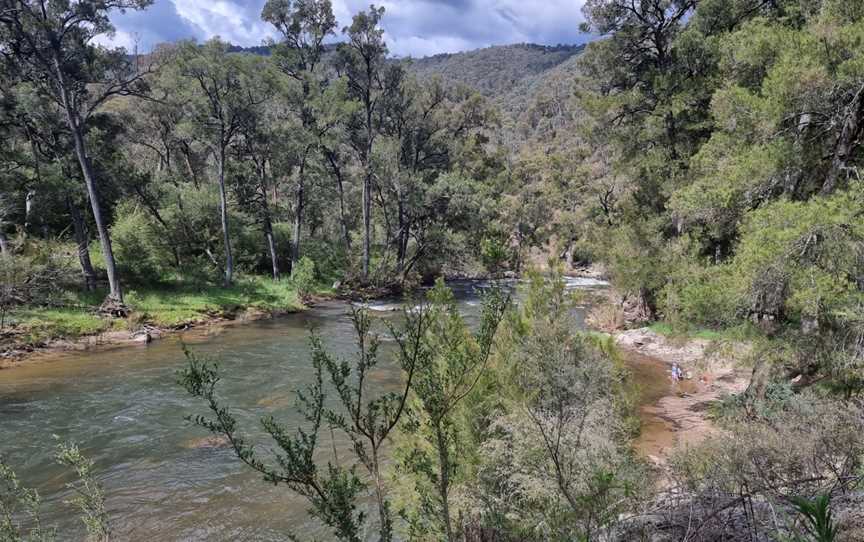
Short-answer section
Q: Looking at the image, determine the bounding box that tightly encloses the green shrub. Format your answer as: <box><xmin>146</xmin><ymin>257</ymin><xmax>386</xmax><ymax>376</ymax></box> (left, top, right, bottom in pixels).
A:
<box><xmin>111</xmin><ymin>203</ymin><xmax>172</xmax><ymax>283</ymax></box>
<box><xmin>0</xmin><ymin>251</ymin><xmax>75</xmax><ymax>328</ymax></box>
<box><xmin>661</xmin><ymin>261</ymin><xmax>737</xmax><ymax>328</ymax></box>
<box><xmin>480</xmin><ymin>234</ymin><xmax>510</xmax><ymax>274</ymax></box>
<box><xmin>789</xmin><ymin>494</ymin><xmax>839</xmax><ymax>542</ymax></box>
<box><xmin>290</xmin><ymin>256</ymin><xmax>316</xmax><ymax>298</ymax></box>
<box><xmin>300</xmin><ymin>237</ymin><xmax>347</xmax><ymax>284</ymax></box>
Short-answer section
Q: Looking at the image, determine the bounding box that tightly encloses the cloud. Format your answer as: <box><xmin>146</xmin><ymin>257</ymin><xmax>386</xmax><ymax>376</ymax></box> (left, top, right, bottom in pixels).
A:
<box><xmin>102</xmin><ymin>0</ymin><xmax>590</xmax><ymax>56</ymax></box>
<box><xmin>171</xmin><ymin>0</ymin><xmax>275</xmax><ymax>45</ymax></box>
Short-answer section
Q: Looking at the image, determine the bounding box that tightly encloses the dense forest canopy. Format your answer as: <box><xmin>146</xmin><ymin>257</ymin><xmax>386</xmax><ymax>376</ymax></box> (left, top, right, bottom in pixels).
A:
<box><xmin>2</xmin><ymin>0</ymin><xmax>864</xmax><ymax>540</ymax></box>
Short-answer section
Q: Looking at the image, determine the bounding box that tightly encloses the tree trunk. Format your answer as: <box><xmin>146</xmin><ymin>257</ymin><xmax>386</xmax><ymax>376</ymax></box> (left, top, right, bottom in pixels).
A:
<box><xmin>362</xmin><ymin>170</ymin><xmax>372</xmax><ymax>282</ymax></box>
<box><xmin>822</xmin><ymin>82</ymin><xmax>864</xmax><ymax>195</ymax></box>
<box><xmin>395</xmin><ymin>182</ymin><xmax>408</xmax><ymax>276</ymax></box>
<box><xmin>265</xmin><ymin>217</ymin><xmax>279</xmax><ymax>280</ymax></box>
<box><xmin>338</xmin><ymin>195</ymin><xmax>351</xmax><ymax>252</ymax></box>
<box><xmin>23</xmin><ymin>125</ymin><xmax>42</xmax><ymax>239</ymax></box>
<box><xmin>24</xmin><ymin>189</ymin><xmax>36</xmax><ymax>238</ymax></box>
<box><xmin>326</xmin><ymin>150</ymin><xmax>352</xmax><ymax>252</ymax></box>
<box><xmin>371</xmin><ymin>446</ymin><xmax>392</xmax><ymax>542</ymax></box>
<box><xmin>52</xmin><ymin>52</ymin><xmax>122</xmax><ymax>302</ymax></box>
<box><xmin>0</xmin><ymin>232</ymin><xmax>9</xmax><ymax>257</ymax></box>
<box><xmin>68</xmin><ymin>197</ymin><xmax>97</xmax><ymax>292</ymax></box>
<box><xmin>256</xmin><ymin>160</ymin><xmax>279</xmax><ymax>280</ymax></box>
<box><xmin>435</xmin><ymin>422</ymin><xmax>455</xmax><ymax>542</ymax></box>
<box><xmin>291</xmin><ymin>157</ymin><xmax>306</xmax><ymax>272</ymax></box>
<box><xmin>217</xmin><ymin>146</ymin><xmax>234</xmax><ymax>287</ymax></box>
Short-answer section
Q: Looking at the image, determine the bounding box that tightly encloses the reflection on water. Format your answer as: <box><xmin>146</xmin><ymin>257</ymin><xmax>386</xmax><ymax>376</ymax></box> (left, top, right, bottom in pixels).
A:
<box><xmin>0</xmin><ymin>279</ymin><xmax>643</xmax><ymax>541</ymax></box>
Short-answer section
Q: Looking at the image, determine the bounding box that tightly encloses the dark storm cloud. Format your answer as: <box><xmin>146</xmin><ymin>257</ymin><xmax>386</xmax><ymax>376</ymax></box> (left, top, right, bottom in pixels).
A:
<box><xmin>105</xmin><ymin>0</ymin><xmax>590</xmax><ymax>56</ymax></box>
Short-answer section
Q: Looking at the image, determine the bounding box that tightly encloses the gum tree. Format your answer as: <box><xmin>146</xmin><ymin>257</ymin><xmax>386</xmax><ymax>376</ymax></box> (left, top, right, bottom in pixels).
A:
<box><xmin>0</xmin><ymin>0</ymin><xmax>155</xmax><ymax>303</ymax></box>
<box><xmin>171</xmin><ymin>39</ymin><xmax>276</xmax><ymax>286</ymax></box>
<box><xmin>262</xmin><ymin>0</ymin><xmax>337</xmax><ymax>272</ymax></box>
<box><xmin>336</xmin><ymin>5</ymin><xmax>389</xmax><ymax>282</ymax></box>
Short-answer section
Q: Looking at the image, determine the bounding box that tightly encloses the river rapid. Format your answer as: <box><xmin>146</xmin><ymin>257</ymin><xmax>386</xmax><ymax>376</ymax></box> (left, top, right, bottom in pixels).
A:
<box><xmin>0</xmin><ymin>279</ymin><xmax>669</xmax><ymax>541</ymax></box>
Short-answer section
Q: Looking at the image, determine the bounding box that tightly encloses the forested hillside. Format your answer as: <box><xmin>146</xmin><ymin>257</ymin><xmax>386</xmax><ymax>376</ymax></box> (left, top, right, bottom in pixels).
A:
<box><xmin>2</xmin><ymin>0</ymin><xmax>864</xmax><ymax>541</ymax></box>
<box><xmin>406</xmin><ymin>43</ymin><xmax>584</xmax><ymax>116</ymax></box>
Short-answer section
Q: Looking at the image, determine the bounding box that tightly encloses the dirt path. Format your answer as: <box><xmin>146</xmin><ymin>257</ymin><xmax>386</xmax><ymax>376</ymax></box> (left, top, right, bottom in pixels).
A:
<box><xmin>616</xmin><ymin>328</ymin><xmax>749</xmax><ymax>466</ymax></box>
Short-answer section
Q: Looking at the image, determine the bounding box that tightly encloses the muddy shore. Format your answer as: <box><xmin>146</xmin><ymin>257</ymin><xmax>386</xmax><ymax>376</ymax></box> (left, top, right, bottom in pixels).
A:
<box><xmin>616</xmin><ymin>327</ymin><xmax>749</xmax><ymax>466</ymax></box>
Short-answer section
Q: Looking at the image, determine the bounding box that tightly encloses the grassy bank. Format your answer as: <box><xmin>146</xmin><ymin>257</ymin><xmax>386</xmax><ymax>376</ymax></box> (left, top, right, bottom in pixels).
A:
<box><xmin>3</xmin><ymin>276</ymin><xmax>316</xmax><ymax>349</ymax></box>
<box><xmin>646</xmin><ymin>321</ymin><xmax>758</xmax><ymax>342</ymax></box>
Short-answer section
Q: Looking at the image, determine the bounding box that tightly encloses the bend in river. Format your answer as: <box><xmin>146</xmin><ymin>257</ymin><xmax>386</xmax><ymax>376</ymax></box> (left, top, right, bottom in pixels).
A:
<box><xmin>0</xmin><ymin>279</ymin><xmax>671</xmax><ymax>541</ymax></box>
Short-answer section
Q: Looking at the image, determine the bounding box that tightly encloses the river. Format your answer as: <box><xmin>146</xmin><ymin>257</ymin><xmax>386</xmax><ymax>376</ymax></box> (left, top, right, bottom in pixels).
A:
<box><xmin>0</xmin><ymin>279</ymin><xmax>670</xmax><ymax>541</ymax></box>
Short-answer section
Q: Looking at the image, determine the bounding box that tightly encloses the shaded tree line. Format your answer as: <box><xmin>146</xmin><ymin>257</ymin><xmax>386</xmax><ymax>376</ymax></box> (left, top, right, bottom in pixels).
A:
<box><xmin>0</xmin><ymin>0</ymin><xmax>501</xmax><ymax>306</ymax></box>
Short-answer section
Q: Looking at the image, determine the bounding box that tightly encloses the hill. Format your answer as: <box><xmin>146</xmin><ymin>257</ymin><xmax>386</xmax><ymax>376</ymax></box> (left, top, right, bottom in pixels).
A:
<box><xmin>226</xmin><ymin>42</ymin><xmax>585</xmax><ymax>123</ymax></box>
<box><xmin>403</xmin><ymin>43</ymin><xmax>584</xmax><ymax>118</ymax></box>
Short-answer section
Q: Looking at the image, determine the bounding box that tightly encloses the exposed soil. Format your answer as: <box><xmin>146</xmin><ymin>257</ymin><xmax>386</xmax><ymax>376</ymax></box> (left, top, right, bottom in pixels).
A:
<box><xmin>616</xmin><ymin>327</ymin><xmax>749</xmax><ymax>467</ymax></box>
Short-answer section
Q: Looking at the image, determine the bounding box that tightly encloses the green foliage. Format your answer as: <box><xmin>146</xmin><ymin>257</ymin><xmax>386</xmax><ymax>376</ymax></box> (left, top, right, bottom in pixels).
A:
<box><xmin>179</xmin><ymin>347</ymin><xmax>369</xmax><ymax>542</ymax></box>
<box><xmin>3</xmin><ymin>275</ymin><xmax>306</xmax><ymax>350</ymax></box>
<box><xmin>8</xmin><ymin>308</ymin><xmax>114</xmax><ymax>346</ymax></box>
<box><xmin>111</xmin><ymin>203</ymin><xmax>172</xmax><ymax>282</ymax></box>
<box><xmin>659</xmin><ymin>255</ymin><xmax>738</xmax><ymax>329</ymax></box>
<box><xmin>479</xmin><ymin>235</ymin><xmax>510</xmax><ymax>275</ymax></box>
<box><xmin>0</xmin><ymin>247</ymin><xmax>77</xmax><ymax>329</ymax></box>
<box><xmin>54</xmin><ymin>441</ymin><xmax>110</xmax><ymax>542</ymax></box>
<box><xmin>1</xmin><ymin>442</ymin><xmax>109</xmax><ymax>542</ymax></box>
<box><xmin>0</xmin><ymin>458</ymin><xmax>53</xmax><ymax>541</ymax></box>
<box><xmin>181</xmin><ymin>291</ymin><xmax>444</xmax><ymax>541</ymax></box>
<box><xmin>593</xmin><ymin>219</ymin><xmax>668</xmax><ymax>311</ymax></box>
<box><xmin>391</xmin><ymin>280</ymin><xmax>508</xmax><ymax>541</ymax></box>
<box><xmin>290</xmin><ymin>256</ymin><xmax>316</xmax><ymax>299</ymax></box>
<box><xmin>789</xmin><ymin>494</ymin><xmax>839</xmax><ymax>542</ymax></box>
<box><xmin>731</xmin><ymin>192</ymin><xmax>864</xmax><ymax>324</ymax></box>
<box><xmin>455</xmin><ymin>268</ymin><xmax>645</xmax><ymax>540</ymax></box>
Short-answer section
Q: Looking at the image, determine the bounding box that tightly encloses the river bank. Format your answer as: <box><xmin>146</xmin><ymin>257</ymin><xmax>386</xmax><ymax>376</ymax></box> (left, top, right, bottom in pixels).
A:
<box><xmin>0</xmin><ymin>272</ymin><xmax>603</xmax><ymax>368</ymax></box>
<box><xmin>616</xmin><ymin>327</ymin><xmax>749</xmax><ymax>466</ymax></box>
<box><xmin>3</xmin><ymin>268</ymin><xmax>750</xmax><ymax>473</ymax></box>
<box><xmin>0</xmin><ymin>276</ymin><xmax>325</xmax><ymax>367</ymax></box>
<box><xmin>0</xmin><ymin>304</ymin><xmax>305</xmax><ymax>369</ymax></box>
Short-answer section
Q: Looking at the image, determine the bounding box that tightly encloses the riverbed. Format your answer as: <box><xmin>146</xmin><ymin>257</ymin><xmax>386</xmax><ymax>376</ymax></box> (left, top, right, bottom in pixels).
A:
<box><xmin>0</xmin><ymin>279</ymin><xmax>672</xmax><ymax>541</ymax></box>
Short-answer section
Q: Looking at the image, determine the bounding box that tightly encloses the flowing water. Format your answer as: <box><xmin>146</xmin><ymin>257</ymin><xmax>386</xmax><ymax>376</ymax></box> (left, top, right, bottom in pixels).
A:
<box><xmin>0</xmin><ymin>279</ymin><xmax>670</xmax><ymax>541</ymax></box>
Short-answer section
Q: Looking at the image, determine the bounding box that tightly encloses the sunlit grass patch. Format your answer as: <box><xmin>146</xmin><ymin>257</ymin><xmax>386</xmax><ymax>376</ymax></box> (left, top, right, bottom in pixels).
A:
<box><xmin>8</xmin><ymin>308</ymin><xmax>114</xmax><ymax>345</ymax></box>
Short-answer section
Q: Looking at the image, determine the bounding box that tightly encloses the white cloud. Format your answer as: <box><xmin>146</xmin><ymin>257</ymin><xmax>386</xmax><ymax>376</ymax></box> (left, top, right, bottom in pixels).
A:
<box><xmin>340</xmin><ymin>0</ymin><xmax>589</xmax><ymax>55</ymax></box>
<box><xmin>107</xmin><ymin>0</ymin><xmax>590</xmax><ymax>56</ymax></box>
<box><xmin>171</xmin><ymin>0</ymin><xmax>275</xmax><ymax>45</ymax></box>
<box><xmin>93</xmin><ymin>29</ymin><xmax>138</xmax><ymax>51</ymax></box>
<box><xmin>386</xmin><ymin>35</ymin><xmax>476</xmax><ymax>58</ymax></box>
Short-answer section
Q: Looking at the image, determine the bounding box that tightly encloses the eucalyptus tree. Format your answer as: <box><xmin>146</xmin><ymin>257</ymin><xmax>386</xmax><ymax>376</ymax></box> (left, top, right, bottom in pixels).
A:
<box><xmin>378</xmin><ymin>78</ymin><xmax>494</xmax><ymax>281</ymax></box>
<box><xmin>262</xmin><ymin>0</ymin><xmax>339</xmax><ymax>272</ymax></box>
<box><xmin>172</xmin><ymin>39</ymin><xmax>277</xmax><ymax>286</ymax></box>
<box><xmin>120</xmin><ymin>62</ymin><xmax>222</xmax><ymax>271</ymax></box>
<box><xmin>335</xmin><ymin>5</ymin><xmax>390</xmax><ymax>282</ymax></box>
<box><xmin>0</xmin><ymin>68</ymin><xmax>102</xmax><ymax>288</ymax></box>
<box><xmin>234</xmin><ymin>100</ymin><xmax>293</xmax><ymax>280</ymax></box>
<box><xmin>0</xmin><ymin>0</ymin><xmax>156</xmax><ymax>303</ymax></box>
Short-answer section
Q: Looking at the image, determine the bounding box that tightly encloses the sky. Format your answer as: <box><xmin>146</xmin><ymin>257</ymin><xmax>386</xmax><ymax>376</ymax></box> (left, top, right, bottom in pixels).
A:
<box><xmin>101</xmin><ymin>0</ymin><xmax>591</xmax><ymax>58</ymax></box>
